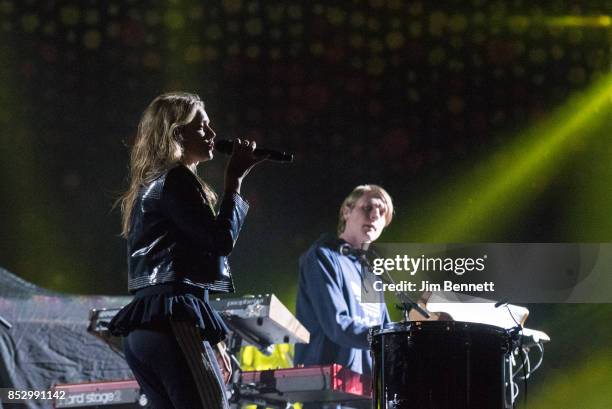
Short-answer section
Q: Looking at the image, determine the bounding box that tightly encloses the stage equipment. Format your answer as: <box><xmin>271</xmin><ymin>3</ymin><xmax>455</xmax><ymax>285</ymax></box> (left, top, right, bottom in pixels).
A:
<box><xmin>402</xmin><ymin>291</ymin><xmax>550</xmax><ymax>407</ymax></box>
<box><xmin>238</xmin><ymin>364</ymin><xmax>371</xmax><ymax>407</ymax></box>
<box><xmin>88</xmin><ymin>293</ymin><xmax>310</xmax><ymax>359</ymax></box>
<box><xmin>88</xmin><ymin>293</ymin><xmax>310</xmax><ymax>356</ymax></box>
<box><xmin>88</xmin><ymin>294</ymin><xmax>312</xmax><ymax>406</ymax></box>
<box><xmin>52</xmin><ymin>380</ymin><xmax>146</xmax><ymax>408</ymax></box>
<box><xmin>88</xmin><ymin>308</ymin><xmax>124</xmax><ymax>355</ymax></box>
<box><xmin>211</xmin><ymin>294</ymin><xmax>310</xmax><ymax>352</ymax></box>
<box><xmin>371</xmin><ymin>320</ymin><xmax>512</xmax><ymax>409</ymax></box>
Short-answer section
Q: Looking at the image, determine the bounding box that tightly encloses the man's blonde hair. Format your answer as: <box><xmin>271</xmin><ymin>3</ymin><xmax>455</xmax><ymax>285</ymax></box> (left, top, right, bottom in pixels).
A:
<box><xmin>337</xmin><ymin>185</ymin><xmax>394</xmax><ymax>235</ymax></box>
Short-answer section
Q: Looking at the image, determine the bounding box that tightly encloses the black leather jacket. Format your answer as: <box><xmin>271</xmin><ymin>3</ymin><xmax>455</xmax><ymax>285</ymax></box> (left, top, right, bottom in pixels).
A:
<box><xmin>127</xmin><ymin>164</ymin><xmax>249</xmax><ymax>294</ymax></box>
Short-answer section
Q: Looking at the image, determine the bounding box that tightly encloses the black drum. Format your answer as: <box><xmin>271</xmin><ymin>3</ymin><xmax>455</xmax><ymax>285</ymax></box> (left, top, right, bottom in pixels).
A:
<box><xmin>370</xmin><ymin>321</ymin><xmax>512</xmax><ymax>409</ymax></box>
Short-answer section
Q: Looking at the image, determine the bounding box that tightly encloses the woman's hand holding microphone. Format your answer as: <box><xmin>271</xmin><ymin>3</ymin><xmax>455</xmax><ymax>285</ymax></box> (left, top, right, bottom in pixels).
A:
<box><xmin>223</xmin><ymin>138</ymin><xmax>267</xmax><ymax>195</ymax></box>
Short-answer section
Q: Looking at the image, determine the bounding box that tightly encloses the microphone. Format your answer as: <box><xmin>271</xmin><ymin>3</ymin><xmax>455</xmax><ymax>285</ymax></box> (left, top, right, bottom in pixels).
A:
<box><xmin>214</xmin><ymin>139</ymin><xmax>294</xmax><ymax>163</ymax></box>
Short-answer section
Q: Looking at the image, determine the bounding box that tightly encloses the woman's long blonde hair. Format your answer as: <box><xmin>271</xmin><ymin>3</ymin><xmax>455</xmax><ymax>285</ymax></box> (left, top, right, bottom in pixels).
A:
<box><xmin>119</xmin><ymin>92</ymin><xmax>217</xmax><ymax>237</ymax></box>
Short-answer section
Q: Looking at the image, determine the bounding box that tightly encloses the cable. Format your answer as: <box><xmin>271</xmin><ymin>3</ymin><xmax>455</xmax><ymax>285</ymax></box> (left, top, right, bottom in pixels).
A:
<box><xmin>530</xmin><ymin>342</ymin><xmax>545</xmax><ymax>373</ymax></box>
<box><xmin>516</xmin><ymin>342</ymin><xmax>545</xmax><ymax>380</ymax></box>
<box><xmin>505</xmin><ymin>351</ymin><xmax>516</xmax><ymax>409</ymax></box>
<box><xmin>512</xmin><ymin>381</ymin><xmax>520</xmax><ymax>401</ymax></box>
<box><xmin>504</xmin><ymin>304</ymin><xmax>528</xmax><ymax>408</ymax></box>
<box><xmin>513</xmin><ymin>347</ymin><xmax>531</xmax><ymax>379</ymax></box>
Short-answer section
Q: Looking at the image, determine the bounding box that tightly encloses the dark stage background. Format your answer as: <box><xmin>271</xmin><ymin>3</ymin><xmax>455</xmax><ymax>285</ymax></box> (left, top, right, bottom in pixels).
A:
<box><xmin>1</xmin><ymin>1</ymin><xmax>611</xmax><ymax>406</ymax></box>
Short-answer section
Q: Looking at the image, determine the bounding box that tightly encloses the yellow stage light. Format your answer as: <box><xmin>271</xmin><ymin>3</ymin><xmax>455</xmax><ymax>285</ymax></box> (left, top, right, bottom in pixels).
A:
<box><xmin>546</xmin><ymin>15</ymin><xmax>611</xmax><ymax>28</ymax></box>
<box><xmin>397</xmin><ymin>72</ymin><xmax>612</xmax><ymax>242</ymax></box>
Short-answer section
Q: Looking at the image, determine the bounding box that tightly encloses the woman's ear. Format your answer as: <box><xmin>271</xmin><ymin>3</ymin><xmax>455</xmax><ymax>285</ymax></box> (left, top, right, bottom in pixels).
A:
<box><xmin>173</xmin><ymin>126</ymin><xmax>183</xmax><ymax>141</ymax></box>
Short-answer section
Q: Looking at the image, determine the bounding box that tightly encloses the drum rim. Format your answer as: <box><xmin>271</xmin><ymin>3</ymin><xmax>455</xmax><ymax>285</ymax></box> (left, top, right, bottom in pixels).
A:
<box><xmin>371</xmin><ymin>320</ymin><xmax>510</xmax><ymax>337</ymax></box>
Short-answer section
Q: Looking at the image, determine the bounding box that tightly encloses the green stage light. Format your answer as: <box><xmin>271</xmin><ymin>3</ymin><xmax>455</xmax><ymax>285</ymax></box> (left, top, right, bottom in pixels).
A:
<box><xmin>83</xmin><ymin>30</ymin><xmax>101</xmax><ymax>49</ymax></box>
<box><xmin>21</xmin><ymin>14</ymin><xmax>39</xmax><ymax>33</ymax></box>
<box><xmin>0</xmin><ymin>40</ymin><xmax>87</xmax><ymax>291</ymax></box>
<box><xmin>184</xmin><ymin>45</ymin><xmax>203</xmax><ymax>63</ymax></box>
<box><xmin>326</xmin><ymin>7</ymin><xmax>347</xmax><ymax>26</ymax></box>
<box><xmin>245</xmin><ymin>18</ymin><xmax>263</xmax><ymax>35</ymax></box>
<box><xmin>564</xmin><ymin>118</ymin><xmax>612</xmax><ymax>241</ymax></box>
<box><xmin>60</xmin><ymin>6</ymin><xmax>80</xmax><ymax>26</ymax></box>
<box><xmin>350</xmin><ymin>11</ymin><xmax>365</xmax><ymax>28</ymax></box>
<box><xmin>386</xmin><ymin>31</ymin><xmax>405</xmax><ymax>50</ymax></box>
<box><xmin>506</xmin><ymin>15</ymin><xmax>611</xmax><ymax>31</ymax></box>
<box><xmin>246</xmin><ymin>44</ymin><xmax>260</xmax><ymax>58</ymax></box>
<box><xmin>527</xmin><ymin>304</ymin><xmax>612</xmax><ymax>409</ymax></box>
<box><xmin>154</xmin><ymin>1</ymin><xmax>210</xmax><ymax>88</ymax></box>
<box><xmin>163</xmin><ymin>9</ymin><xmax>185</xmax><ymax>30</ymax></box>
<box><xmin>223</xmin><ymin>0</ymin><xmax>242</xmax><ymax>14</ymax></box>
<box><xmin>399</xmin><ymin>72</ymin><xmax>612</xmax><ymax>242</ymax></box>
<box><xmin>546</xmin><ymin>15</ymin><xmax>611</xmax><ymax>28</ymax></box>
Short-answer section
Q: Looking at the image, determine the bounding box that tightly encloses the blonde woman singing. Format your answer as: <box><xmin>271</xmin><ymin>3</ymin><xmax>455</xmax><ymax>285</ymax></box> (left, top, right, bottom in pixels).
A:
<box><xmin>109</xmin><ymin>92</ymin><xmax>264</xmax><ymax>409</ymax></box>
